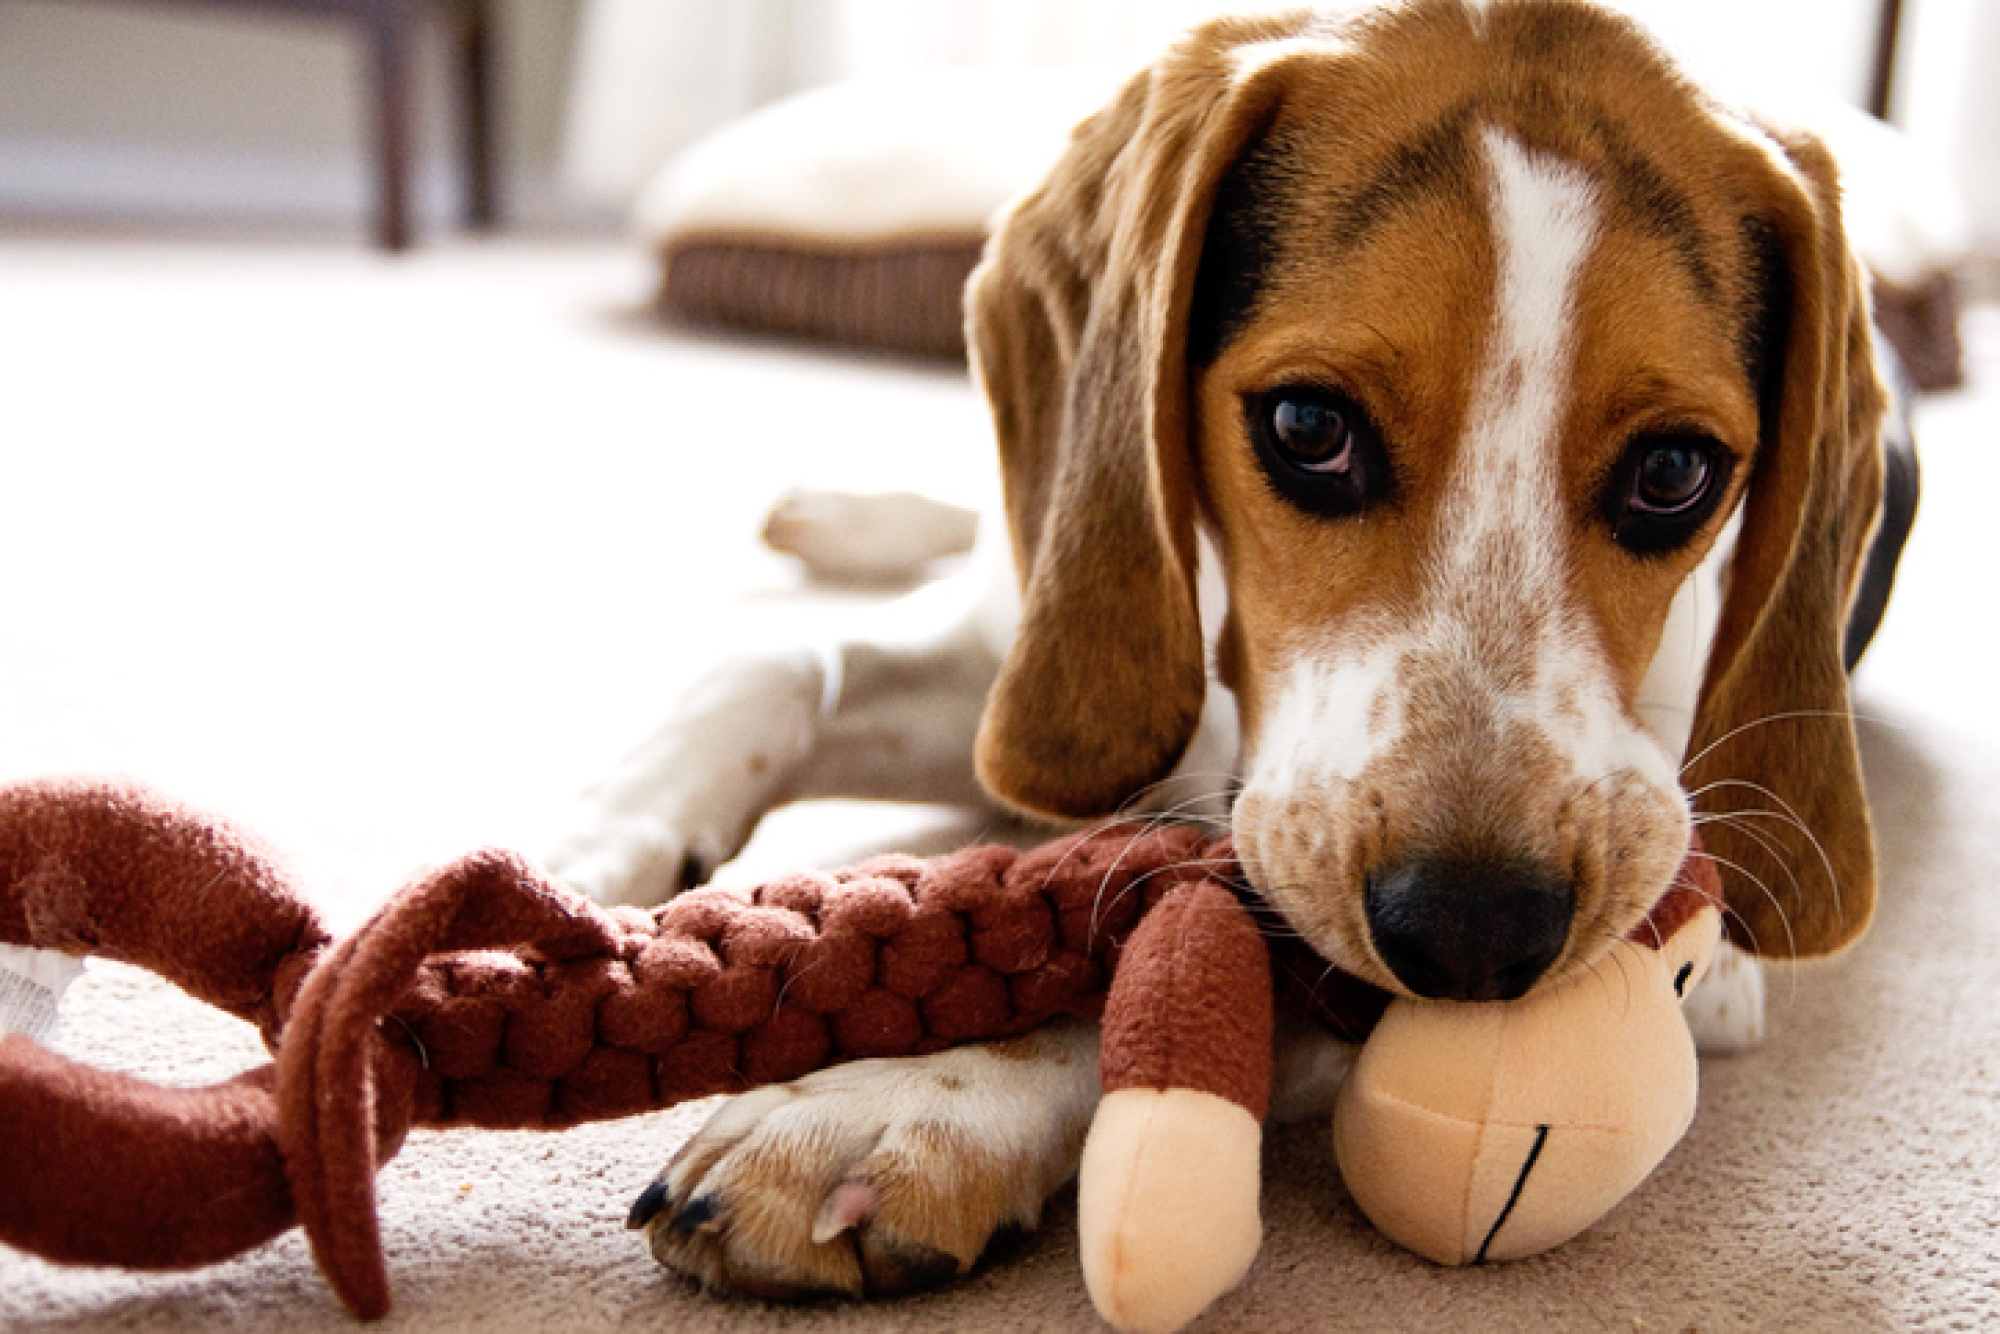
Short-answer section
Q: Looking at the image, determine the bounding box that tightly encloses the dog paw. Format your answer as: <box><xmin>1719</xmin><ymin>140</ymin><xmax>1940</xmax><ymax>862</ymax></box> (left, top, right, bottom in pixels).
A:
<box><xmin>543</xmin><ymin>814</ymin><xmax>733</xmax><ymax>907</ymax></box>
<box><xmin>1683</xmin><ymin>938</ymin><xmax>1765</xmax><ymax>1053</ymax></box>
<box><xmin>629</xmin><ymin>1025</ymin><xmax>1099</xmax><ymax>1299</ymax></box>
<box><xmin>544</xmin><ymin>651</ymin><xmax>832</xmax><ymax>907</ymax></box>
<box><xmin>762</xmin><ymin>488</ymin><xmax>980</xmax><ymax>585</ymax></box>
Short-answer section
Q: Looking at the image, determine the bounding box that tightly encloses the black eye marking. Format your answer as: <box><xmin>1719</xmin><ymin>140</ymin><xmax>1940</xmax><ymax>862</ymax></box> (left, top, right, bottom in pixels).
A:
<box><xmin>1674</xmin><ymin>961</ymin><xmax>1694</xmax><ymax>997</ymax></box>
<box><xmin>1605</xmin><ymin>430</ymin><xmax>1734</xmax><ymax>555</ymax></box>
<box><xmin>1246</xmin><ymin>385</ymin><xmax>1394</xmax><ymax>517</ymax></box>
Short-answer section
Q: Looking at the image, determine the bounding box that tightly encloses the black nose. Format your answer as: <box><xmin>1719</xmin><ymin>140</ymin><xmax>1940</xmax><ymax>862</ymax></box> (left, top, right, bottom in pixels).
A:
<box><xmin>1364</xmin><ymin>856</ymin><xmax>1574</xmax><ymax>1001</ymax></box>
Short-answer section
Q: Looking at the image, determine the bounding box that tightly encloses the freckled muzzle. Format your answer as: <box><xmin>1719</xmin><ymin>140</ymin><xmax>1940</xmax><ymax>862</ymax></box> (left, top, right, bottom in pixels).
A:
<box><xmin>1231</xmin><ymin>712</ymin><xmax>1691</xmax><ymax>1003</ymax></box>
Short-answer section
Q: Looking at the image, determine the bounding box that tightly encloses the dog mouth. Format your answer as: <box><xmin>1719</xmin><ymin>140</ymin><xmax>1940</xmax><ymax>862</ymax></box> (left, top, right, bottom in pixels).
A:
<box><xmin>1238</xmin><ymin>827</ymin><xmax>1692</xmax><ymax>1005</ymax></box>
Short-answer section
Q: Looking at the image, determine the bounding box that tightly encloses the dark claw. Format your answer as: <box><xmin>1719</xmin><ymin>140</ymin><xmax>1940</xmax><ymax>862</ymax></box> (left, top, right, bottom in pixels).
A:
<box><xmin>976</xmin><ymin>1220</ymin><xmax>1033</xmax><ymax>1269</ymax></box>
<box><xmin>628</xmin><ymin>1178</ymin><xmax>671</xmax><ymax>1230</ymax></box>
<box><xmin>858</xmin><ymin>1233</ymin><xmax>961</xmax><ymax>1297</ymax></box>
<box><xmin>671</xmin><ymin>1193</ymin><xmax>723</xmax><ymax>1234</ymax></box>
<box><xmin>678</xmin><ymin>851</ymin><xmax>711</xmax><ymax>890</ymax></box>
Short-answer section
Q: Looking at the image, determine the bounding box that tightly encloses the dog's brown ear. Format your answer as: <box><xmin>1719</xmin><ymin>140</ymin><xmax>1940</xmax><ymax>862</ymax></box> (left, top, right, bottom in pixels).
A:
<box><xmin>1686</xmin><ymin>125</ymin><xmax>1889</xmax><ymax>958</ymax></box>
<box><xmin>966</xmin><ymin>17</ymin><xmax>1302</xmax><ymax>820</ymax></box>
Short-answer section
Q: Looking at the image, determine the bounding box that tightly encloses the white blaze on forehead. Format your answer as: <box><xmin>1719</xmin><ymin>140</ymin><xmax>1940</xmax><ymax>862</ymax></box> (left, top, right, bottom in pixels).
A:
<box><xmin>1452</xmin><ymin>128</ymin><xmax>1679</xmax><ymax>795</ymax></box>
<box><xmin>1442</xmin><ymin>126</ymin><xmax>1601</xmax><ymax>580</ymax></box>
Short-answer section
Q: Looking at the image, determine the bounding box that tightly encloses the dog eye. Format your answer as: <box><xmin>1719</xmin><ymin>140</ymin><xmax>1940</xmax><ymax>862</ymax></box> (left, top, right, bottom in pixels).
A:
<box><xmin>1632</xmin><ymin>442</ymin><xmax>1713</xmax><ymax>514</ymax></box>
<box><xmin>1246</xmin><ymin>386</ymin><xmax>1391</xmax><ymax>517</ymax></box>
<box><xmin>1608</xmin><ymin>431</ymin><xmax>1732</xmax><ymax>555</ymax></box>
<box><xmin>1271</xmin><ymin>395</ymin><xmax>1354</xmax><ymax>472</ymax></box>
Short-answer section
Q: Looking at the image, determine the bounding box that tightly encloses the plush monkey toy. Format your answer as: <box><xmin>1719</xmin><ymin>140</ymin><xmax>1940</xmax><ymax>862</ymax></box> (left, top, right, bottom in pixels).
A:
<box><xmin>0</xmin><ymin>777</ymin><xmax>1718</xmax><ymax>1331</ymax></box>
<box><xmin>1077</xmin><ymin>862</ymin><xmax>1721</xmax><ymax>1332</ymax></box>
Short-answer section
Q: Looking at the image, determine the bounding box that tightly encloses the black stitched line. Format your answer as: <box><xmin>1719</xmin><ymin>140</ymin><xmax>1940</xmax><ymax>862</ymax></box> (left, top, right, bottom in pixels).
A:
<box><xmin>1474</xmin><ymin>1124</ymin><xmax>1551</xmax><ymax>1265</ymax></box>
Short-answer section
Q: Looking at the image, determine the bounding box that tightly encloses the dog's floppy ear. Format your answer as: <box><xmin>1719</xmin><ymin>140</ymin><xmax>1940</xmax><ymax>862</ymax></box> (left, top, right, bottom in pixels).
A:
<box><xmin>1685</xmin><ymin>125</ymin><xmax>1888</xmax><ymax>958</ymax></box>
<box><xmin>966</xmin><ymin>16</ymin><xmax>1301</xmax><ymax>820</ymax></box>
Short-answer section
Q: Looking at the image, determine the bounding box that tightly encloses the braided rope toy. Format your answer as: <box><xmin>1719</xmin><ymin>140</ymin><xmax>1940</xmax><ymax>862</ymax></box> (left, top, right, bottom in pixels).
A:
<box><xmin>0</xmin><ymin>777</ymin><xmax>1721</xmax><ymax>1332</ymax></box>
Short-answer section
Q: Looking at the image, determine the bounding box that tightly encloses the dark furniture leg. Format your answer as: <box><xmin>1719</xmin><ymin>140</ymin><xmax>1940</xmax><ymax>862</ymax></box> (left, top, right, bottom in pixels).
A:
<box><xmin>452</xmin><ymin>0</ymin><xmax>498</xmax><ymax>229</ymax></box>
<box><xmin>102</xmin><ymin>0</ymin><xmax>498</xmax><ymax>249</ymax></box>
<box><xmin>363</xmin><ymin>0</ymin><xmax>416</xmax><ymax>252</ymax></box>
<box><xmin>1867</xmin><ymin>0</ymin><xmax>1905</xmax><ymax>121</ymax></box>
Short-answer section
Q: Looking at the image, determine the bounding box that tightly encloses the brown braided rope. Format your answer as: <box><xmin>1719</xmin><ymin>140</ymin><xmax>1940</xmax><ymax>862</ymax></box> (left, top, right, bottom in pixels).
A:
<box><xmin>0</xmin><ymin>778</ymin><xmax>1235</xmax><ymax>1317</ymax></box>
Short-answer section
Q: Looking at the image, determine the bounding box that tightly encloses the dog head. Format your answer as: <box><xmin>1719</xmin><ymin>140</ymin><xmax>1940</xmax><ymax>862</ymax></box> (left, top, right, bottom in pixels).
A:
<box><xmin>967</xmin><ymin>0</ymin><xmax>1885</xmax><ymax>999</ymax></box>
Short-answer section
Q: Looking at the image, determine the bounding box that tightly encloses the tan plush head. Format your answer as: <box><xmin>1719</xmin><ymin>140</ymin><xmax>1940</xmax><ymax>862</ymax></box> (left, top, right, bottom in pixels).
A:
<box><xmin>968</xmin><ymin>0</ymin><xmax>1887</xmax><ymax>996</ymax></box>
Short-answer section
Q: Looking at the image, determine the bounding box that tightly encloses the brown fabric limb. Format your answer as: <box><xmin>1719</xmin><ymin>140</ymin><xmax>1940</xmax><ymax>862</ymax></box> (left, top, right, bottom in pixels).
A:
<box><xmin>277</xmin><ymin>850</ymin><xmax>622</xmax><ymax>1319</ymax></box>
<box><xmin>0</xmin><ymin>1039</ymin><xmax>293</xmax><ymax>1268</ymax></box>
<box><xmin>1098</xmin><ymin>878</ymin><xmax>1273</xmax><ymax>1120</ymax></box>
<box><xmin>0</xmin><ymin>778</ymin><xmax>329</xmax><ymax>1035</ymax></box>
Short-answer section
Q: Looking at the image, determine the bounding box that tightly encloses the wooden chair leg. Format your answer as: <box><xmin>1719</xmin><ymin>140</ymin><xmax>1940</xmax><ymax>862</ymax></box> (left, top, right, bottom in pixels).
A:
<box><xmin>1867</xmin><ymin>0</ymin><xmax>1906</xmax><ymax>121</ymax></box>
<box><xmin>454</xmin><ymin>0</ymin><xmax>499</xmax><ymax>229</ymax></box>
<box><xmin>364</xmin><ymin>0</ymin><xmax>416</xmax><ymax>251</ymax></box>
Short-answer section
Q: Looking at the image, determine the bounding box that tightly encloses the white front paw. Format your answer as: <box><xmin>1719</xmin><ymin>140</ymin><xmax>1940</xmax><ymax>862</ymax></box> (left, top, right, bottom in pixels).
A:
<box><xmin>545</xmin><ymin>651</ymin><xmax>830</xmax><ymax>907</ymax></box>
<box><xmin>1683</xmin><ymin>939</ymin><xmax>1766</xmax><ymax>1053</ymax></box>
<box><xmin>543</xmin><ymin>813</ymin><xmax>735</xmax><ymax>907</ymax></box>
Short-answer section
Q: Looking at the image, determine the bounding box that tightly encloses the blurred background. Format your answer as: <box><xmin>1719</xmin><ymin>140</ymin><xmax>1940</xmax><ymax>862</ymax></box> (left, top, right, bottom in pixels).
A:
<box><xmin>0</xmin><ymin>0</ymin><xmax>1993</xmax><ymax>256</ymax></box>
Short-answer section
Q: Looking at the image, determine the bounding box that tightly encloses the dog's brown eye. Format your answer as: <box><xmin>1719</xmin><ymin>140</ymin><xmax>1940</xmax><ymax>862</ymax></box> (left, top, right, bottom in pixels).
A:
<box><xmin>1271</xmin><ymin>395</ymin><xmax>1353</xmax><ymax>473</ymax></box>
<box><xmin>1246</xmin><ymin>385</ymin><xmax>1391</xmax><ymax>518</ymax></box>
<box><xmin>1632</xmin><ymin>442</ymin><xmax>1713</xmax><ymax>514</ymax></box>
<box><xmin>1609</xmin><ymin>431</ymin><xmax>1733</xmax><ymax>555</ymax></box>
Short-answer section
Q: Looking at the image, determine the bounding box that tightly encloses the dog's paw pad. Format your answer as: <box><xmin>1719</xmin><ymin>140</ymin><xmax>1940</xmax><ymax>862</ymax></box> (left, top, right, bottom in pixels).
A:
<box><xmin>635</xmin><ymin>1036</ymin><xmax>1091</xmax><ymax>1300</ymax></box>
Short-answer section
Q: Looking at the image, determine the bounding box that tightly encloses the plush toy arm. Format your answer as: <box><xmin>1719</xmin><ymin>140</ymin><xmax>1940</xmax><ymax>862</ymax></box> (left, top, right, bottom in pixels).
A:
<box><xmin>0</xmin><ymin>779</ymin><xmax>336</xmax><ymax>1273</ymax></box>
<box><xmin>1078</xmin><ymin>877</ymin><xmax>1272</xmax><ymax>1334</ymax></box>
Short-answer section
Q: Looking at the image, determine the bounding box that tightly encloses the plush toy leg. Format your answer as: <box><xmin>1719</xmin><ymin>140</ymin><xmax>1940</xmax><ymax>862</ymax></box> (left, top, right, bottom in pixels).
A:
<box><xmin>1080</xmin><ymin>1087</ymin><xmax>1263</xmax><ymax>1333</ymax></box>
<box><xmin>1334</xmin><ymin>903</ymin><xmax>1720</xmax><ymax>1266</ymax></box>
<box><xmin>1076</xmin><ymin>877</ymin><xmax>1274</xmax><ymax>1333</ymax></box>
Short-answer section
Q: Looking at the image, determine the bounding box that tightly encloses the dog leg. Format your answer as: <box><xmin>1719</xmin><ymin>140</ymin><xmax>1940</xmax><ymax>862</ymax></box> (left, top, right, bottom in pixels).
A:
<box><xmin>1682</xmin><ymin>938</ymin><xmax>1766</xmax><ymax>1052</ymax></box>
<box><xmin>1267</xmin><ymin>1014</ymin><xmax>1360</xmax><ymax>1123</ymax></box>
<box><xmin>631</xmin><ymin>1021</ymin><xmax>1100</xmax><ymax>1299</ymax></box>
<box><xmin>763</xmin><ymin>488</ymin><xmax>981</xmax><ymax>585</ymax></box>
<box><xmin>546</xmin><ymin>535</ymin><xmax>1014</xmax><ymax>907</ymax></box>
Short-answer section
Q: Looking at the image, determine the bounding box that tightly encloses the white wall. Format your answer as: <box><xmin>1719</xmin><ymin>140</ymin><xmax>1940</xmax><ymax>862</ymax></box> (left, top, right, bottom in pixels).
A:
<box><xmin>1900</xmin><ymin>0</ymin><xmax>2000</xmax><ymax>253</ymax></box>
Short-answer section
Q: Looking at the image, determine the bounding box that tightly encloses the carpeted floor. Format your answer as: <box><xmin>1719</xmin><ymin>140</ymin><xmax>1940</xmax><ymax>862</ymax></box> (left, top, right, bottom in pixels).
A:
<box><xmin>1</xmin><ymin>237</ymin><xmax>1996</xmax><ymax>1332</ymax></box>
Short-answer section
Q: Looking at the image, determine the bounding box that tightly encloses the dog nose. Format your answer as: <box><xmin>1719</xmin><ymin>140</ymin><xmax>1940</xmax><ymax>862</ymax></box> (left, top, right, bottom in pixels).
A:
<box><xmin>1364</xmin><ymin>856</ymin><xmax>1574</xmax><ymax>1001</ymax></box>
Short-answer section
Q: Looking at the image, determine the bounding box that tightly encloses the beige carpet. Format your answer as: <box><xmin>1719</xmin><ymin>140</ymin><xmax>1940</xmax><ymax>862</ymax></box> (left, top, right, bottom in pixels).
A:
<box><xmin>1</xmin><ymin>237</ymin><xmax>1996</xmax><ymax>1333</ymax></box>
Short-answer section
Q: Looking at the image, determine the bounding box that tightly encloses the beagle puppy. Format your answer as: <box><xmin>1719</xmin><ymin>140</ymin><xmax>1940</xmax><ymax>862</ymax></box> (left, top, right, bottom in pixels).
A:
<box><xmin>553</xmin><ymin>0</ymin><xmax>1918</xmax><ymax>1300</ymax></box>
